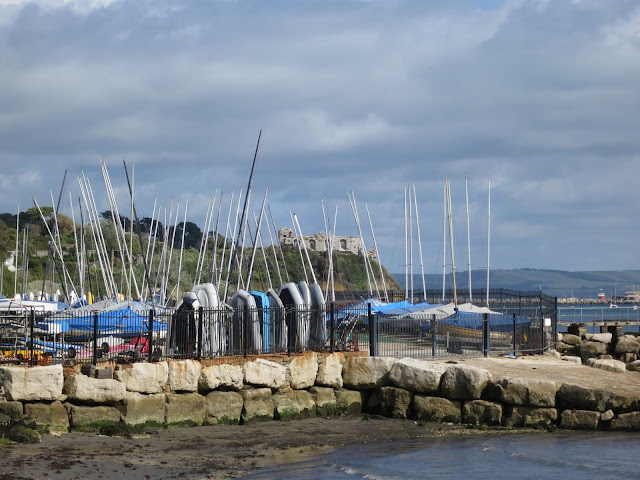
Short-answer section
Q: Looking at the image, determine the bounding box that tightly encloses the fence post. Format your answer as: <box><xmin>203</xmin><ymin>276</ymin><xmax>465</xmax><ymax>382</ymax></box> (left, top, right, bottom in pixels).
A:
<box><xmin>431</xmin><ymin>314</ymin><xmax>437</xmax><ymax>357</ymax></box>
<box><xmin>93</xmin><ymin>311</ymin><xmax>99</xmax><ymax>366</ymax></box>
<box><xmin>29</xmin><ymin>309</ymin><xmax>35</xmax><ymax>366</ymax></box>
<box><xmin>512</xmin><ymin>313</ymin><xmax>517</xmax><ymax>356</ymax></box>
<box><xmin>482</xmin><ymin>312</ymin><xmax>490</xmax><ymax>357</ymax></box>
<box><xmin>368</xmin><ymin>303</ymin><xmax>377</xmax><ymax>357</ymax></box>
<box><xmin>148</xmin><ymin>309</ymin><xmax>154</xmax><ymax>361</ymax></box>
<box><xmin>330</xmin><ymin>303</ymin><xmax>335</xmax><ymax>353</ymax></box>
<box><xmin>197</xmin><ymin>306</ymin><xmax>203</xmax><ymax>360</ymax></box>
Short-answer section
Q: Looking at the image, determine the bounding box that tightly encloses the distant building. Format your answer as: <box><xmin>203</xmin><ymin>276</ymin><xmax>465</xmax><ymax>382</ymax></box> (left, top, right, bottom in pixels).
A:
<box><xmin>278</xmin><ymin>228</ymin><xmax>376</xmax><ymax>259</ymax></box>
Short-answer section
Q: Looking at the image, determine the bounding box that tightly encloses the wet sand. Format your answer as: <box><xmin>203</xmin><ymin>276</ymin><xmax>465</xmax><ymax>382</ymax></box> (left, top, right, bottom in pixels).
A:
<box><xmin>0</xmin><ymin>418</ymin><xmax>501</xmax><ymax>480</ymax></box>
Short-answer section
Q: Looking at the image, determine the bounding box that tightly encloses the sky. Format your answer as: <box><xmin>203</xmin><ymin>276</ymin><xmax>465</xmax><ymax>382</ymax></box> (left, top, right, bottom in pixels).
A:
<box><xmin>0</xmin><ymin>0</ymin><xmax>639</xmax><ymax>277</ymax></box>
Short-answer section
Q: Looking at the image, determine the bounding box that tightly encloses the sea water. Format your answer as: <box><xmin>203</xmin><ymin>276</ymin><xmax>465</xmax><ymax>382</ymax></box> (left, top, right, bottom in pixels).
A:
<box><xmin>241</xmin><ymin>432</ymin><xmax>640</xmax><ymax>480</ymax></box>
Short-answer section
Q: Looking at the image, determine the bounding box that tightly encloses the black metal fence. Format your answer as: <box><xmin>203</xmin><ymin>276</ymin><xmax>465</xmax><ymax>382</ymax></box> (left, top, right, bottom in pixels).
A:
<box><xmin>0</xmin><ymin>289</ymin><xmax>556</xmax><ymax>366</ymax></box>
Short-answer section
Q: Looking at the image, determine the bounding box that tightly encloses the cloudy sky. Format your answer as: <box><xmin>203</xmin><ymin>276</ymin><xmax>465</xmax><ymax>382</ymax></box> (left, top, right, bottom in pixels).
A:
<box><xmin>1</xmin><ymin>0</ymin><xmax>639</xmax><ymax>277</ymax></box>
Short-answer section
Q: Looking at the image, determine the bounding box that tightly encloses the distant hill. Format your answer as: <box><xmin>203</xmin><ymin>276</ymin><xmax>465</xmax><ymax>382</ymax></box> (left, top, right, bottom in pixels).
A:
<box><xmin>392</xmin><ymin>269</ymin><xmax>640</xmax><ymax>300</ymax></box>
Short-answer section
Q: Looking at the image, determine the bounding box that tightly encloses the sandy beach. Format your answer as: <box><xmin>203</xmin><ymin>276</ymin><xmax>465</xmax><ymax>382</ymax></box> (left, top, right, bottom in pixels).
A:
<box><xmin>0</xmin><ymin>417</ymin><xmax>508</xmax><ymax>480</ymax></box>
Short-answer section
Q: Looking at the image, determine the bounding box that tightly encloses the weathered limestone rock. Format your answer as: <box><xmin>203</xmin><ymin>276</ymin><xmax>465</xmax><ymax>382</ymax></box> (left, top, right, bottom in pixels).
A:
<box><xmin>167</xmin><ymin>360</ymin><xmax>202</xmax><ymax>393</ymax></box>
<box><xmin>560</xmin><ymin>409</ymin><xmax>600</xmax><ymax>430</ymax></box>
<box><xmin>240</xmin><ymin>388</ymin><xmax>274</xmax><ymax>424</ymax></box>
<box><xmin>389</xmin><ymin>358</ymin><xmax>447</xmax><ymax>395</ymax></box>
<box><xmin>199</xmin><ymin>364</ymin><xmax>244</xmax><ymax>392</ymax></box>
<box><xmin>165</xmin><ymin>392</ymin><xmax>206</xmax><ymax>426</ymax></box>
<box><xmin>608</xmin><ymin>394</ymin><xmax>640</xmax><ymax>414</ymax></box>
<box><xmin>24</xmin><ymin>401</ymin><xmax>69</xmax><ymax>432</ymax></box>
<box><xmin>0</xmin><ymin>401</ymin><xmax>23</xmax><ymax>419</ymax></box>
<box><xmin>580</xmin><ymin>341</ymin><xmax>607</xmax><ymax>362</ymax></box>
<box><xmin>556</xmin><ymin>384</ymin><xmax>612</xmax><ymax>412</ymax></box>
<box><xmin>244</xmin><ymin>359</ymin><xmax>287</xmax><ymax>389</ymax></box>
<box><xmin>366</xmin><ymin>387</ymin><xmax>412</xmax><ymax>419</ymax></box>
<box><xmin>413</xmin><ymin>395</ymin><xmax>461</xmax><ymax>424</ymax></box>
<box><xmin>204</xmin><ymin>391</ymin><xmax>243</xmax><ymax>425</ymax></box>
<box><xmin>462</xmin><ymin>400</ymin><xmax>502</xmax><ymax>426</ymax></box>
<box><xmin>289</xmin><ymin>352</ymin><xmax>319</xmax><ymax>390</ymax></box>
<box><xmin>64</xmin><ymin>374</ymin><xmax>126</xmax><ymax>404</ymax></box>
<box><xmin>561</xmin><ymin>356</ymin><xmax>582</xmax><ymax>365</ymax></box>
<box><xmin>590</xmin><ymin>333</ymin><xmax>612</xmax><ymax>344</ymax></box>
<box><xmin>309</xmin><ymin>386</ymin><xmax>337</xmax><ymax>417</ymax></box>
<box><xmin>316</xmin><ymin>352</ymin><xmax>344</xmax><ymax>388</ymax></box>
<box><xmin>586</xmin><ymin>358</ymin><xmax>626</xmax><ymax>373</ymax></box>
<box><xmin>342</xmin><ymin>357</ymin><xmax>395</xmax><ymax>390</ymax></box>
<box><xmin>615</xmin><ymin>336</ymin><xmax>640</xmax><ymax>355</ymax></box>
<box><xmin>335</xmin><ymin>389</ymin><xmax>365</xmax><ymax>416</ymax></box>
<box><xmin>504</xmin><ymin>406</ymin><xmax>557</xmax><ymax>428</ymax></box>
<box><xmin>621</xmin><ymin>353</ymin><xmax>638</xmax><ymax>363</ymax></box>
<box><xmin>562</xmin><ymin>334</ymin><xmax>582</xmax><ymax>346</ymax></box>
<box><xmin>610</xmin><ymin>412</ymin><xmax>640</xmax><ymax>431</ymax></box>
<box><xmin>627</xmin><ymin>360</ymin><xmax>640</xmax><ymax>372</ymax></box>
<box><xmin>118</xmin><ymin>392</ymin><xmax>166</xmax><ymax>425</ymax></box>
<box><xmin>114</xmin><ymin>362</ymin><xmax>168</xmax><ymax>394</ymax></box>
<box><xmin>441</xmin><ymin>365</ymin><xmax>492</xmax><ymax>400</ymax></box>
<box><xmin>273</xmin><ymin>390</ymin><xmax>316</xmax><ymax>421</ymax></box>
<box><xmin>485</xmin><ymin>376</ymin><xmax>556</xmax><ymax>407</ymax></box>
<box><xmin>555</xmin><ymin>342</ymin><xmax>577</xmax><ymax>355</ymax></box>
<box><xmin>0</xmin><ymin>365</ymin><xmax>63</xmax><ymax>401</ymax></box>
<box><xmin>67</xmin><ymin>404</ymin><xmax>121</xmax><ymax>430</ymax></box>
<box><xmin>600</xmin><ymin>409</ymin><xmax>615</xmax><ymax>422</ymax></box>
<box><xmin>6</xmin><ymin>425</ymin><xmax>42</xmax><ymax>444</ymax></box>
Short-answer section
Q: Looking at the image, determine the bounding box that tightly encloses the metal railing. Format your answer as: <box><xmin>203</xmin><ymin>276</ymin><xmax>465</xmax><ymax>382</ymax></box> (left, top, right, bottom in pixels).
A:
<box><xmin>0</xmin><ymin>289</ymin><xmax>557</xmax><ymax>366</ymax></box>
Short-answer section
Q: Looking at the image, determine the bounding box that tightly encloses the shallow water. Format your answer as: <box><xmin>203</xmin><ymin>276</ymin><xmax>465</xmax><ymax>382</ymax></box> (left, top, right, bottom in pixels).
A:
<box><xmin>241</xmin><ymin>432</ymin><xmax>640</xmax><ymax>480</ymax></box>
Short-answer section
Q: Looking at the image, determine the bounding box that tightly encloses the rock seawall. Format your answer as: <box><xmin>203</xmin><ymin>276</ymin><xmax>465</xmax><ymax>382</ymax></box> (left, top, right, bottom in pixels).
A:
<box><xmin>1</xmin><ymin>352</ymin><xmax>640</xmax><ymax>439</ymax></box>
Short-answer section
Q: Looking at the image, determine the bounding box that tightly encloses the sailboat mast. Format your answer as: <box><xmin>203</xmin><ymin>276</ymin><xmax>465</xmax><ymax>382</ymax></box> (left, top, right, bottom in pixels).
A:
<box><xmin>466</xmin><ymin>176</ymin><xmax>472</xmax><ymax>302</ymax></box>
<box><xmin>411</xmin><ymin>185</ymin><xmax>426</xmax><ymax>303</ymax></box>
<box><xmin>446</xmin><ymin>178</ymin><xmax>457</xmax><ymax>306</ymax></box>
<box><xmin>486</xmin><ymin>178</ymin><xmax>491</xmax><ymax>307</ymax></box>
<box><xmin>442</xmin><ymin>182</ymin><xmax>446</xmax><ymax>303</ymax></box>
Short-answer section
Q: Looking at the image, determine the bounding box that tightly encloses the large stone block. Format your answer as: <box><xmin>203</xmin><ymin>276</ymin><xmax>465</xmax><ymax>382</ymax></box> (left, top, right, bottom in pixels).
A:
<box><xmin>114</xmin><ymin>362</ymin><xmax>168</xmax><ymax>394</ymax></box>
<box><xmin>627</xmin><ymin>360</ymin><xmax>640</xmax><ymax>372</ymax></box>
<box><xmin>366</xmin><ymin>387</ymin><xmax>412</xmax><ymax>419</ymax></box>
<box><xmin>562</xmin><ymin>334</ymin><xmax>582</xmax><ymax>346</ymax></box>
<box><xmin>485</xmin><ymin>376</ymin><xmax>556</xmax><ymax>407</ymax></box>
<box><xmin>240</xmin><ymin>388</ymin><xmax>274</xmax><ymax>424</ymax></box>
<box><xmin>413</xmin><ymin>395</ymin><xmax>461</xmax><ymax>424</ymax></box>
<box><xmin>204</xmin><ymin>391</ymin><xmax>243</xmax><ymax>425</ymax></box>
<box><xmin>342</xmin><ymin>357</ymin><xmax>395</xmax><ymax>390</ymax></box>
<box><xmin>273</xmin><ymin>390</ymin><xmax>316</xmax><ymax>421</ymax></box>
<box><xmin>199</xmin><ymin>364</ymin><xmax>244</xmax><ymax>392</ymax></box>
<box><xmin>244</xmin><ymin>359</ymin><xmax>287</xmax><ymax>389</ymax></box>
<box><xmin>560</xmin><ymin>409</ymin><xmax>600</xmax><ymax>430</ymax></box>
<box><xmin>118</xmin><ymin>392</ymin><xmax>166</xmax><ymax>425</ymax></box>
<box><xmin>504</xmin><ymin>406</ymin><xmax>557</xmax><ymax>428</ymax></box>
<box><xmin>441</xmin><ymin>365</ymin><xmax>492</xmax><ymax>400</ymax></box>
<box><xmin>0</xmin><ymin>401</ymin><xmax>23</xmax><ymax>419</ymax></box>
<box><xmin>615</xmin><ymin>336</ymin><xmax>640</xmax><ymax>355</ymax></box>
<box><xmin>462</xmin><ymin>400</ymin><xmax>502</xmax><ymax>426</ymax></box>
<box><xmin>165</xmin><ymin>392</ymin><xmax>206</xmax><ymax>425</ymax></box>
<box><xmin>585</xmin><ymin>358</ymin><xmax>626</xmax><ymax>373</ymax></box>
<box><xmin>309</xmin><ymin>386</ymin><xmax>337</xmax><ymax>417</ymax></box>
<box><xmin>610</xmin><ymin>412</ymin><xmax>640</xmax><ymax>431</ymax></box>
<box><xmin>64</xmin><ymin>374</ymin><xmax>126</xmax><ymax>404</ymax></box>
<box><xmin>389</xmin><ymin>358</ymin><xmax>447</xmax><ymax>395</ymax></box>
<box><xmin>167</xmin><ymin>360</ymin><xmax>202</xmax><ymax>393</ymax></box>
<box><xmin>0</xmin><ymin>365</ymin><xmax>63</xmax><ymax>402</ymax></box>
<box><xmin>556</xmin><ymin>384</ymin><xmax>612</xmax><ymax>412</ymax></box>
<box><xmin>24</xmin><ymin>401</ymin><xmax>69</xmax><ymax>432</ymax></box>
<box><xmin>590</xmin><ymin>333</ymin><xmax>612</xmax><ymax>344</ymax></box>
<box><xmin>580</xmin><ymin>341</ymin><xmax>607</xmax><ymax>361</ymax></box>
<box><xmin>335</xmin><ymin>389</ymin><xmax>365</xmax><ymax>416</ymax></box>
<box><xmin>289</xmin><ymin>352</ymin><xmax>319</xmax><ymax>390</ymax></box>
<box><xmin>67</xmin><ymin>404</ymin><xmax>121</xmax><ymax>430</ymax></box>
<box><xmin>316</xmin><ymin>352</ymin><xmax>344</xmax><ymax>389</ymax></box>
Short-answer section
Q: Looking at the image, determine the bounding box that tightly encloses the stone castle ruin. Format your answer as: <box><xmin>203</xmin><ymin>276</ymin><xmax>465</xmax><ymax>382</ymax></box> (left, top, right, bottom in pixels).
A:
<box><xmin>278</xmin><ymin>228</ymin><xmax>376</xmax><ymax>259</ymax></box>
